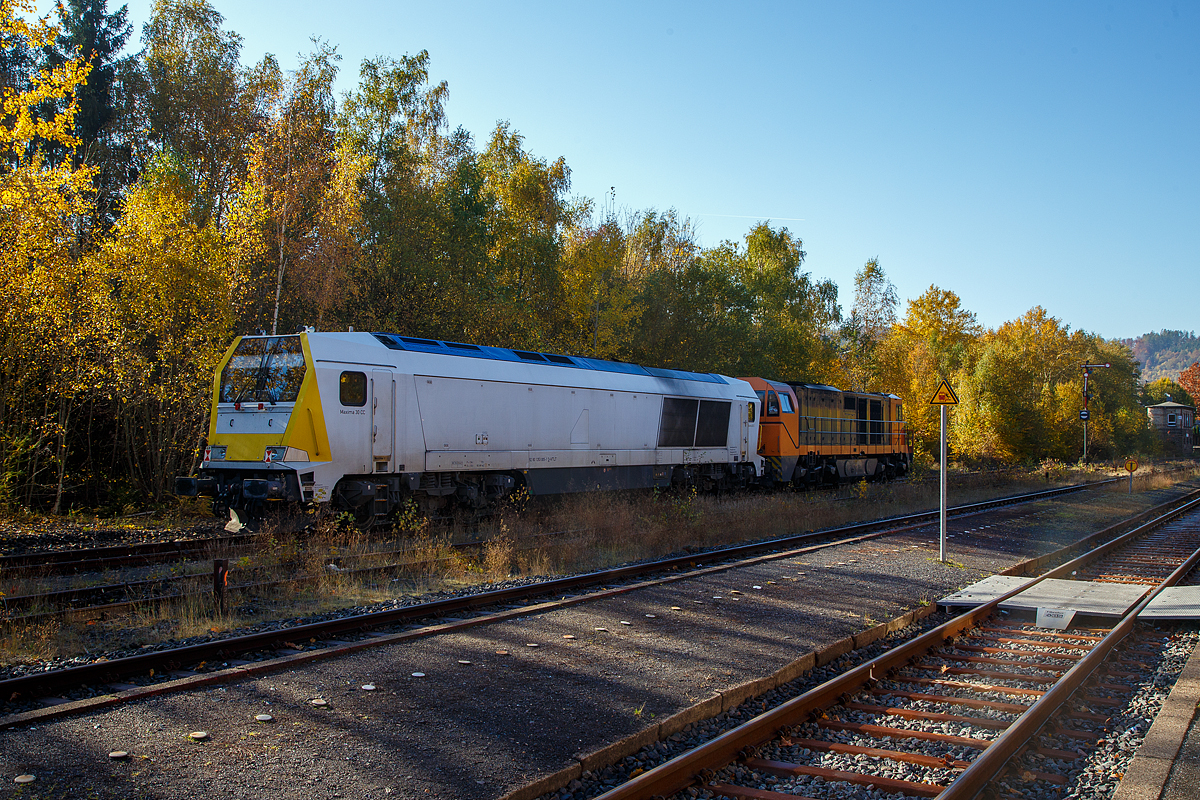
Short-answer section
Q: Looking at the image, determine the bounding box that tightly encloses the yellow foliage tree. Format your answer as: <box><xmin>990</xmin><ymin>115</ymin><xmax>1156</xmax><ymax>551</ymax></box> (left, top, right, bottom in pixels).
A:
<box><xmin>0</xmin><ymin>0</ymin><xmax>96</xmax><ymax>509</ymax></box>
<box><xmin>876</xmin><ymin>285</ymin><xmax>980</xmax><ymax>462</ymax></box>
<box><xmin>92</xmin><ymin>154</ymin><xmax>261</xmax><ymax>500</ymax></box>
<box><xmin>559</xmin><ymin>215</ymin><xmax>637</xmax><ymax>358</ymax></box>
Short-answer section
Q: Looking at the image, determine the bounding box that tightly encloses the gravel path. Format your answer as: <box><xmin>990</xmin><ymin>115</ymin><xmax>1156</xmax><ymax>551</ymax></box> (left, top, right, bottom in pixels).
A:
<box><xmin>0</xmin><ymin>483</ymin><xmax>1195</xmax><ymax>800</ymax></box>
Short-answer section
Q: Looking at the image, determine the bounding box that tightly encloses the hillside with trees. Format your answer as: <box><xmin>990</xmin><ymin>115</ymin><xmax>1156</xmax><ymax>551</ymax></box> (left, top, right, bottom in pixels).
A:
<box><xmin>1123</xmin><ymin>330</ymin><xmax>1200</xmax><ymax>384</ymax></box>
<box><xmin>0</xmin><ymin>0</ymin><xmax>1177</xmax><ymax>513</ymax></box>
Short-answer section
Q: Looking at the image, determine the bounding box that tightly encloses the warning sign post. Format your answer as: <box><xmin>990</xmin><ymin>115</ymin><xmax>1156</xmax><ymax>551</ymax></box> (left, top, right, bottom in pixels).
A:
<box><xmin>929</xmin><ymin>381</ymin><xmax>959</xmax><ymax>562</ymax></box>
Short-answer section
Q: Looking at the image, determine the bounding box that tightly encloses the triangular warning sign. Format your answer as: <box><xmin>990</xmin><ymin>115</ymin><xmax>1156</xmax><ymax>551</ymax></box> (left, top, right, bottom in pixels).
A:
<box><xmin>928</xmin><ymin>380</ymin><xmax>959</xmax><ymax>405</ymax></box>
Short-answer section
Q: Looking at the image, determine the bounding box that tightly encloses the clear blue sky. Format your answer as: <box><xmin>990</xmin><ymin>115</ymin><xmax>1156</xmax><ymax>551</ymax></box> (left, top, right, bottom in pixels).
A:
<box><xmin>85</xmin><ymin>1</ymin><xmax>1200</xmax><ymax>339</ymax></box>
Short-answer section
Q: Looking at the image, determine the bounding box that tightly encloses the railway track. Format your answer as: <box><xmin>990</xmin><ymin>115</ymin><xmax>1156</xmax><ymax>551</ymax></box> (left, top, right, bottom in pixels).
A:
<box><xmin>0</xmin><ymin>478</ymin><xmax>1180</xmax><ymax>728</ymax></box>
<box><xmin>0</xmin><ymin>522</ymin><xmax>612</xmax><ymax>623</ymax></box>
<box><xmin>0</xmin><ymin>479</ymin><xmax>1123</xmax><ymax>580</ymax></box>
<box><xmin>582</xmin><ymin>496</ymin><xmax>1200</xmax><ymax>800</ymax></box>
<box><xmin>0</xmin><ymin>480</ymin><xmax>1121</xmax><ymax>624</ymax></box>
<box><xmin>0</xmin><ymin>532</ymin><xmax>259</xmax><ymax>577</ymax></box>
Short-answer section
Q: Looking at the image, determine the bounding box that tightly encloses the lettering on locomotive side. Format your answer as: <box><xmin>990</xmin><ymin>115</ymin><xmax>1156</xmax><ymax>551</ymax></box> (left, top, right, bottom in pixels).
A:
<box><xmin>528</xmin><ymin>456</ymin><xmax>558</xmax><ymax>463</ymax></box>
<box><xmin>339</xmin><ymin>409</ymin><xmax>367</xmax><ymax>415</ymax></box>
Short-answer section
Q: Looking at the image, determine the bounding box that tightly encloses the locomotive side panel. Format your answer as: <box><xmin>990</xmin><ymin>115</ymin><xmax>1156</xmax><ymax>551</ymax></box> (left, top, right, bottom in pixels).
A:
<box><xmin>318</xmin><ymin>364</ymin><xmax>372</xmax><ymax>475</ymax></box>
<box><xmin>413</xmin><ymin>378</ymin><xmax>663</xmax><ymax>470</ymax></box>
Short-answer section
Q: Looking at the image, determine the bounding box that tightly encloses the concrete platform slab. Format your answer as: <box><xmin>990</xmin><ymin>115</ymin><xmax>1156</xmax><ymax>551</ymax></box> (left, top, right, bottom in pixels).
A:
<box><xmin>1140</xmin><ymin>587</ymin><xmax>1200</xmax><ymax>620</ymax></box>
<box><xmin>939</xmin><ymin>575</ymin><xmax>1034</xmax><ymax>607</ymax></box>
<box><xmin>941</xmin><ymin>577</ymin><xmax>1149</xmax><ymax>617</ymax></box>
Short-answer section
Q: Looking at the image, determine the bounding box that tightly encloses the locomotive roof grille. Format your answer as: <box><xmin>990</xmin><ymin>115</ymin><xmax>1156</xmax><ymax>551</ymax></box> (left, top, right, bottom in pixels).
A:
<box><xmin>790</xmin><ymin>383</ymin><xmax>842</xmax><ymax>392</ymax></box>
<box><xmin>366</xmin><ymin>331</ymin><xmax>725</xmax><ymax>384</ymax></box>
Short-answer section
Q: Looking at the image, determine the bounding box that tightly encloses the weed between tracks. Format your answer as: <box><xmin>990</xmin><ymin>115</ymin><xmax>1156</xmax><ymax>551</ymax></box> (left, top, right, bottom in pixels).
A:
<box><xmin>0</xmin><ymin>463</ymin><xmax>1197</xmax><ymax>665</ymax></box>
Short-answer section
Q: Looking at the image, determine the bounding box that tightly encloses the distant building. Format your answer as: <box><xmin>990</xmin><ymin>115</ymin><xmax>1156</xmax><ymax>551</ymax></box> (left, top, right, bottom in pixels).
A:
<box><xmin>1147</xmin><ymin>400</ymin><xmax>1195</xmax><ymax>454</ymax></box>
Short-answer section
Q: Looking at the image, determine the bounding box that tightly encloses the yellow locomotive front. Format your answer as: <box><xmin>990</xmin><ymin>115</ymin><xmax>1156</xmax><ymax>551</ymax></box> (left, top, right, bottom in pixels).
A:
<box><xmin>176</xmin><ymin>334</ymin><xmax>329</xmax><ymax>527</ymax></box>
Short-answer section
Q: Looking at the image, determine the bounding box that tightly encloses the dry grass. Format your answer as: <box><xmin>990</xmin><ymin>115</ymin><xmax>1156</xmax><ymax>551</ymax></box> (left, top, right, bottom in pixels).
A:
<box><xmin>483</xmin><ymin>533</ymin><xmax>515</xmax><ymax>580</ymax></box>
<box><xmin>1</xmin><ymin>462</ymin><xmax>1196</xmax><ymax>665</ymax></box>
<box><xmin>487</xmin><ymin>463</ymin><xmax>1200</xmax><ymax>576</ymax></box>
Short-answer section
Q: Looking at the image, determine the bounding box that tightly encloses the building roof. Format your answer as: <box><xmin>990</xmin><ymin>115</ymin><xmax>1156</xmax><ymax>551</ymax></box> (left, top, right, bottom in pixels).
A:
<box><xmin>1147</xmin><ymin>400</ymin><xmax>1195</xmax><ymax>410</ymax></box>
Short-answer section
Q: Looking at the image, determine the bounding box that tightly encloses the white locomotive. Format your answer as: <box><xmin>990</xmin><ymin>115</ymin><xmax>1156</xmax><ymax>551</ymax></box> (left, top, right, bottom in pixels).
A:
<box><xmin>176</xmin><ymin>331</ymin><xmax>763</xmax><ymax>526</ymax></box>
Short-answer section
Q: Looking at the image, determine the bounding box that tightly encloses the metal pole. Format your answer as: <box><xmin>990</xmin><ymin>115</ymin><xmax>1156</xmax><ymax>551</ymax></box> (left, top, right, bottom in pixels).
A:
<box><xmin>940</xmin><ymin>404</ymin><xmax>947</xmax><ymax>562</ymax></box>
<box><xmin>1082</xmin><ymin>368</ymin><xmax>1089</xmax><ymax>463</ymax></box>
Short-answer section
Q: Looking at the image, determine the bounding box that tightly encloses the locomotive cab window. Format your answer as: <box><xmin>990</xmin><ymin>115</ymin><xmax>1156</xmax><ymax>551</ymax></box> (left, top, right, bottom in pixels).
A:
<box><xmin>766</xmin><ymin>391</ymin><xmax>780</xmax><ymax>416</ymax></box>
<box><xmin>220</xmin><ymin>335</ymin><xmax>307</xmax><ymax>403</ymax></box>
<box><xmin>340</xmin><ymin>371</ymin><xmax>367</xmax><ymax>406</ymax></box>
<box><xmin>779</xmin><ymin>393</ymin><xmax>794</xmax><ymax>414</ymax></box>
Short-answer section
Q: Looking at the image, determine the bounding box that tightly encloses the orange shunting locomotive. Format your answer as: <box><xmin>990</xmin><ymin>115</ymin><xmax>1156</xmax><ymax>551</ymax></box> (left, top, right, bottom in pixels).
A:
<box><xmin>739</xmin><ymin>377</ymin><xmax>910</xmax><ymax>487</ymax></box>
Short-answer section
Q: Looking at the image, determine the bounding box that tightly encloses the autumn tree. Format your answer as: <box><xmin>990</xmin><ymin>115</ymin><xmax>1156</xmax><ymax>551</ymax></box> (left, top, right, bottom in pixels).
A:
<box><xmin>340</xmin><ymin>50</ymin><xmax>454</xmax><ymax>336</ymax></box>
<box><xmin>1142</xmin><ymin>377</ymin><xmax>1193</xmax><ymax>408</ymax></box>
<box><xmin>620</xmin><ymin>209</ymin><xmax>709</xmax><ymax>366</ymax></box>
<box><xmin>876</xmin><ymin>286</ymin><xmax>980</xmax><ymax>460</ymax></box>
<box><xmin>628</xmin><ymin>222</ymin><xmax>839</xmax><ymax>379</ymax></box>
<box><xmin>1077</xmin><ymin>338</ymin><xmax>1148</xmax><ymax>461</ymax></box>
<box><xmin>851</xmin><ymin>258</ymin><xmax>897</xmax><ymax>342</ymax></box>
<box><xmin>737</xmin><ymin>223</ymin><xmax>840</xmax><ymax>381</ymax></box>
<box><xmin>559</xmin><ymin>208</ymin><xmax>636</xmax><ymax>358</ymax></box>
<box><xmin>1179</xmin><ymin>362</ymin><xmax>1200</xmax><ymax>404</ymax></box>
<box><xmin>624</xmin><ymin>208</ymin><xmax>697</xmax><ymax>279</ymax></box>
<box><xmin>247</xmin><ymin>40</ymin><xmax>347</xmax><ymax>335</ymax></box>
<box><xmin>0</xmin><ymin>0</ymin><xmax>97</xmax><ymax>509</ymax></box>
<box><xmin>838</xmin><ymin>258</ymin><xmax>898</xmax><ymax>390</ymax></box>
<box><xmin>478</xmin><ymin>121</ymin><xmax>575</xmax><ymax>346</ymax></box>
<box><xmin>944</xmin><ymin>307</ymin><xmax>1150</xmax><ymax>464</ymax></box>
<box><xmin>433</xmin><ymin>127</ymin><xmax>494</xmax><ymax>340</ymax></box>
<box><xmin>141</xmin><ymin>0</ymin><xmax>277</xmax><ymax>225</ymax></box>
<box><xmin>93</xmin><ymin>153</ymin><xmax>262</xmax><ymax>499</ymax></box>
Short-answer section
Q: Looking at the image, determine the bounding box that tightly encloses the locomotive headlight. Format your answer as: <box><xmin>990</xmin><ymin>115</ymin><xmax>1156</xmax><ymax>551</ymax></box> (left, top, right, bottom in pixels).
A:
<box><xmin>205</xmin><ymin>445</ymin><xmax>226</xmax><ymax>462</ymax></box>
<box><xmin>264</xmin><ymin>446</ymin><xmax>287</xmax><ymax>463</ymax></box>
